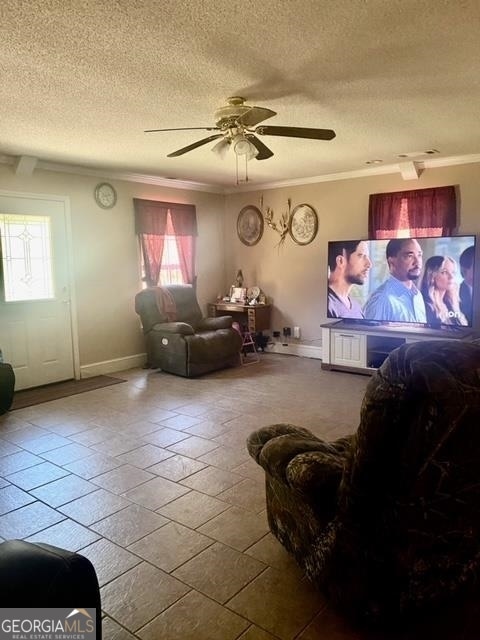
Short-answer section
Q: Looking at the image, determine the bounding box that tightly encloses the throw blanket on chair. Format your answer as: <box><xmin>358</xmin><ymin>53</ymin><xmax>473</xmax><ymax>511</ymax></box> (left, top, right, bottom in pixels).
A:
<box><xmin>152</xmin><ymin>286</ymin><xmax>177</xmax><ymax>321</ymax></box>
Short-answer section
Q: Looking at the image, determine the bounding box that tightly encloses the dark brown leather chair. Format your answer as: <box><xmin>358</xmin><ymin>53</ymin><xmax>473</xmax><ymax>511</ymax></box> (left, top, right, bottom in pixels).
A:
<box><xmin>0</xmin><ymin>539</ymin><xmax>101</xmax><ymax>637</ymax></box>
<box><xmin>135</xmin><ymin>285</ymin><xmax>242</xmax><ymax>377</ymax></box>
<box><xmin>0</xmin><ymin>362</ymin><xmax>15</xmax><ymax>414</ymax></box>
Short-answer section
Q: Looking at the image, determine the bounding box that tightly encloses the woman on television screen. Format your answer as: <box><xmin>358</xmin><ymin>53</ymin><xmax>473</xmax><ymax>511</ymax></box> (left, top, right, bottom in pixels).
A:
<box><xmin>420</xmin><ymin>255</ymin><xmax>468</xmax><ymax>326</ymax></box>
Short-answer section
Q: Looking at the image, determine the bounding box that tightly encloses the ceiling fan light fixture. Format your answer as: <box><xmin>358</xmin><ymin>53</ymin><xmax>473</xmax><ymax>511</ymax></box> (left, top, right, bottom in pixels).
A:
<box><xmin>211</xmin><ymin>139</ymin><xmax>230</xmax><ymax>159</ymax></box>
<box><xmin>234</xmin><ymin>139</ymin><xmax>249</xmax><ymax>155</ymax></box>
<box><xmin>232</xmin><ymin>135</ymin><xmax>258</xmax><ymax>160</ymax></box>
<box><xmin>245</xmin><ymin>142</ymin><xmax>259</xmax><ymax>161</ymax></box>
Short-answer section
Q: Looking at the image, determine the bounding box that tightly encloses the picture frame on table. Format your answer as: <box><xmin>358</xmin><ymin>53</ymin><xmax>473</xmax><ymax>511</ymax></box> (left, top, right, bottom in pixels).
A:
<box><xmin>230</xmin><ymin>287</ymin><xmax>247</xmax><ymax>303</ymax></box>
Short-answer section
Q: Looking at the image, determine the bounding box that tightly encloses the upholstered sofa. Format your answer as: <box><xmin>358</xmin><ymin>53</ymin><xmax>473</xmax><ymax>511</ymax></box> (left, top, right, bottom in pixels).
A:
<box><xmin>247</xmin><ymin>340</ymin><xmax>480</xmax><ymax>624</ymax></box>
<box><xmin>135</xmin><ymin>285</ymin><xmax>243</xmax><ymax>377</ymax></box>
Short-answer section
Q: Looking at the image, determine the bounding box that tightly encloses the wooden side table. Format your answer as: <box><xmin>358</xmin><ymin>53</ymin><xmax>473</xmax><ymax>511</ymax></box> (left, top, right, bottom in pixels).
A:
<box><xmin>207</xmin><ymin>302</ymin><xmax>271</xmax><ymax>334</ymax></box>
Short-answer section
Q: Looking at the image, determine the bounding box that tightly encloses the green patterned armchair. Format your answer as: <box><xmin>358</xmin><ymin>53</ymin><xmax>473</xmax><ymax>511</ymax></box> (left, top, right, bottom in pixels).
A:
<box><xmin>247</xmin><ymin>340</ymin><xmax>480</xmax><ymax>624</ymax></box>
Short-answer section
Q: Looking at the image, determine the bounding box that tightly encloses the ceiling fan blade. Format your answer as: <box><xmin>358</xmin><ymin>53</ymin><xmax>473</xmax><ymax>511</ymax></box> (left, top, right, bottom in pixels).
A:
<box><xmin>145</xmin><ymin>126</ymin><xmax>219</xmax><ymax>133</ymax></box>
<box><xmin>255</xmin><ymin>125</ymin><xmax>336</xmax><ymax>140</ymax></box>
<box><xmin>236</xmin><ymin>106</ymin><xmax>277</xmax><ymax>128</ymax></box>
<box><xmin>167</xmin><ymin>134</ymin><xmax>224</xmax><ymax>157</ymax></box>
<box><xmin>246</xmin><ymin>134</ymin><xmax>274</xmax><ymax>160</ymax></box>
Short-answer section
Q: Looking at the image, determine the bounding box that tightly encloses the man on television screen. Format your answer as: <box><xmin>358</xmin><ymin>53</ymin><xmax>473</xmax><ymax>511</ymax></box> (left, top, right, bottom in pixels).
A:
<box><xmin>327</xmin><ymin>240</ymin><xmax>372</xmax><ymax>318</ymax></box>
<box><xmin>364</xmin><ymin>238</ymin><xmax>427</xmax><ymax>323</ymax></box>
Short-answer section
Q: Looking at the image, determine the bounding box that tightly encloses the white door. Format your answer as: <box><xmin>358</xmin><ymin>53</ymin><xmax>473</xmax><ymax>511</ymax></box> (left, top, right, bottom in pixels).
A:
<box><xmin>0</xmin><ymin>192</ymin><xmax>75</xmax><ymax>390</ymax></box>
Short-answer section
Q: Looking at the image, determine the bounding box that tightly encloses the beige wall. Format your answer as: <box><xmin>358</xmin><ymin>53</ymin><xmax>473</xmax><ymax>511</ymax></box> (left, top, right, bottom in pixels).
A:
<box><xmin>0</xmin><ymin>165</ymin><xmax>226</xmax><ymax>368</ymax></box>
<box><xmin>2</xmin><ymin>160</ymin><xmax>479</xmax><ymax>373</ymax></box>
<box><xmin>224</xmin><ymin>162</ymin><xmax>480</xmax><ymax>340</ymax></box>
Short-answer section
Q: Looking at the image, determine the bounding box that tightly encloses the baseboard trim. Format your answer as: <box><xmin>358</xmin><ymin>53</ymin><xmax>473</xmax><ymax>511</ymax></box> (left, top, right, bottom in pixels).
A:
<box><xmin>80</xmin><ymin>353</ymin><xmax>147</xmax><ymax>378</ymax></box>
<box><xmin>266</xmin><ymin>342</ymin><xmax>323</xmax><ymax>360</ymax></box>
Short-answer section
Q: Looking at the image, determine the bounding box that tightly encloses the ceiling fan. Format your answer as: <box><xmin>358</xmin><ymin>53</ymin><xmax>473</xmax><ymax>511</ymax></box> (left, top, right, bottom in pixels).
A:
<box><xmin>144</xmin><ymin>96</ymin><xmax>336</xmax><ymax>161</ymax></box>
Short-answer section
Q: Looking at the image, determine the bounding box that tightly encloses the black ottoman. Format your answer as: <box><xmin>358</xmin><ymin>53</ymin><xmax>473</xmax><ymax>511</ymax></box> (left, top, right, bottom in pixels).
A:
<box><xmin>0</xmin><ymin>540</ymin><xmax>102</xmax><ymax>638</ymax></box>
<box><xmin>0</xmin><ymin>362</ymin><xmax>15</xmax><ymax>414</ymax></box>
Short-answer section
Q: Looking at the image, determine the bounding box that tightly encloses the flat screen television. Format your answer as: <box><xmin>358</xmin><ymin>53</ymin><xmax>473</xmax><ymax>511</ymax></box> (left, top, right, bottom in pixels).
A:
<box><xmin>327</xmin><ymin>235</ymin><xmax>476</xmax><ymax>328</ymax></box>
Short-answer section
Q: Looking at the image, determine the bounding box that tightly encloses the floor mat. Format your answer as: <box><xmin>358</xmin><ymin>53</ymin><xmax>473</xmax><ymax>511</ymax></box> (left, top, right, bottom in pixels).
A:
<box><xmin>10</xmin><ymin>375</ymin><xmax>126</xmax><ymax>410</ymax></box>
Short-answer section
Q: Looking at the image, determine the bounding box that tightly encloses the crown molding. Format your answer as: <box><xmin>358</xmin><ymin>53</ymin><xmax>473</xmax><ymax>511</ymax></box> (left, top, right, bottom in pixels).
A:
<box><xmin>421</xmin><ymin>153</ymin><xmax>480</xmax><ymax>169</ymax></box>
<box><xmin>226</xmin><ymin>153</ymin><xmax>480</xmax><ymax>193</ymax></box>
<box><xmin>37</xmin><ymin>160</ymin><xmax>226</xmax><ymax>193</ymax></box>
<box><xmin>0</xmin><ymin>154</ymin><xmax>225</xmax><ymax>194</ymax></box>
<box><xmin>225</xmin><ymin>164</ymin><xmax>397</xmax><ymax>193</ymax></box>
<box><xmin>2</xmin><ymin>152</ymin><xmax>480</xmax><ymax>194</ymax></box>
<box><xmin>0</xmin><ymin>154</ymin><xmax>14</xmax><ymax>165</ymax></box>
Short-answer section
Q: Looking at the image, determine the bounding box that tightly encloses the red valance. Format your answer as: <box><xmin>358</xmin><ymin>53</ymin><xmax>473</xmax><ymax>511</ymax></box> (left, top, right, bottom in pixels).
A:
<box><xmin>368</xmin><ymin>186</ymin><xmax>457</xmax><ymax>238</ymax></box>
<box><xmin>134</xmin><ymin>199</ymin><xmax>198</xmax><ymax>236</ymax></box>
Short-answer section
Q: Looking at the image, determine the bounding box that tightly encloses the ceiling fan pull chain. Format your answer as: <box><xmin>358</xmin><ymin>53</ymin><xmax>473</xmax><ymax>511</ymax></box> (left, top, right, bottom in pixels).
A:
<box><xmin>235</xmin><ymin>150</ymin><xmax>249</xmax><ymax>185</ymax></box>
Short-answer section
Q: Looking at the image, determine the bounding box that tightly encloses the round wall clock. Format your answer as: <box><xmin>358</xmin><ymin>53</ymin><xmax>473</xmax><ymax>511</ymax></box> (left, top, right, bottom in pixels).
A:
<box><xmin>237</xmin><ymin>205</ymin><xmax>264</xmax><ymax>246</ymax></box>
<box><xmin>289</xmin><ymin>203</ymin><xmax>318</xmax><ymax>245</ymax></box>
<box><xmin>94</xmin><ymin>182</ymin><xmax>117</xmax><ymax>209</ymax></box>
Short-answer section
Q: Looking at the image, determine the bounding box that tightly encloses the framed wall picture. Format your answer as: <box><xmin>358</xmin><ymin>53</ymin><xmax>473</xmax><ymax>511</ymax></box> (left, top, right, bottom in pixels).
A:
<box><xmin>237</xmin><ymin>205</ymin><xmax>264</xmax><ymax>246</ymax></box>
<box><xmin>289</xmin><ymin>204</ymin><xmax>318</xmax><ymax>245</ymax></box>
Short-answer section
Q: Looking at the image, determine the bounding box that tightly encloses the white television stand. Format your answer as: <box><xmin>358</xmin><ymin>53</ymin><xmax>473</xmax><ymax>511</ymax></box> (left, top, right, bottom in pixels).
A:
<box><xmin>321</xmin><ymin>320</ymin><xmax>474</xmax><ymax>375</ymax></box>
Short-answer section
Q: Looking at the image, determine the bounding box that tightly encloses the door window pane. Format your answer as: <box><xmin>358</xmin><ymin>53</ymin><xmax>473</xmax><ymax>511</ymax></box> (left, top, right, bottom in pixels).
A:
<box><xmin>0</xmin><ymin>214</ymin><xmax>54</xmax><ymax>301</ymax></box>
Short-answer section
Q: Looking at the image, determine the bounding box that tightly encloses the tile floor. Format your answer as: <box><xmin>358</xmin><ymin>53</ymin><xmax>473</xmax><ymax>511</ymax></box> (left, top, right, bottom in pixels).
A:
<box><xmin>1</xmin><ymin>354</ymin><xmax>467</xmax><ymax>639</ymax></box>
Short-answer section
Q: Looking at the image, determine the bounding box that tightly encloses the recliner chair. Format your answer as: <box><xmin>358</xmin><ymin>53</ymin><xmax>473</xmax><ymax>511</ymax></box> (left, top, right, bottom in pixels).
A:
<box><xmin>0</xmin><ymin>362</ymin><xmax>15</xmax><ymax>414</ymax></box>
<box><xmin>0</xmin><ymin>539</ymin><xmax>101</xmax><ymax>637</ymax></box>
<box><xmin>135</xmin><ymin>285</ymin><xmax>243</xmax><ymax>377</ymax></box>
<box><xmin>247</xmin><ymin>340</ymin><xmax>480</xmax><ymax>625</ymax></box>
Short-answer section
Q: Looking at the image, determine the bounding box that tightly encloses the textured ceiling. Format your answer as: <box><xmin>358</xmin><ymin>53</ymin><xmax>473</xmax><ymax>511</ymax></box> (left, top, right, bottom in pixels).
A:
<box><xmin>1</xmin><ymin>0</ymin><xmax>480</xmax><ymax>189</ymax></box>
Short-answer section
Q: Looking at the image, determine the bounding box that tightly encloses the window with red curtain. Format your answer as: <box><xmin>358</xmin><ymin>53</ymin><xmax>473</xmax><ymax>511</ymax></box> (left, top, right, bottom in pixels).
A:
<box><xmin>133</xmin><ymin>199</ymin><xmax>197</xmax><ymax>287</ymax></box>
<box><xmin>368</xmin><ymin>186</ymin><xmax>457</xmax><ymax>239</ymax></box>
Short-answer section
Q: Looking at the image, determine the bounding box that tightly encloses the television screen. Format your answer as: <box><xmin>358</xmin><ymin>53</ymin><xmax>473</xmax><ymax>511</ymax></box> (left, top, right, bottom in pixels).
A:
<box><xmin>327</xmin><ymin>235</ymin><xmax>476</xmax><ymax>327</ymax></box>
